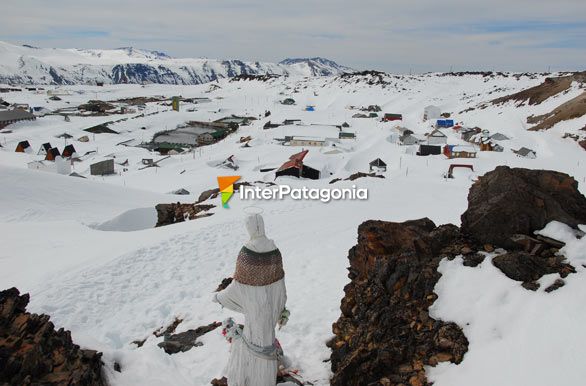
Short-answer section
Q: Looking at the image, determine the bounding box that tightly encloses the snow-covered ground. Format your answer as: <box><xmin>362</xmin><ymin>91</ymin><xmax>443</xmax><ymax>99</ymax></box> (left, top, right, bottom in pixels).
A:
<box><xmin>1</xmin><ymin>72</ymin><xmax>585</xmax><ymax>385</ymax></box>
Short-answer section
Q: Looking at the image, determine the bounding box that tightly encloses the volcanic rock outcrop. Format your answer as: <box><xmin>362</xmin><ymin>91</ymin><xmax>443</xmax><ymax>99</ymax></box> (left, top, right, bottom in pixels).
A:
<box><xmin>461</xmin><ymin>166</ymin><xmax>586</xmax><ymax>249</ymax></box>
<box><xmin>0</xmin><ymin>288</ymin><xmax>105</xmax><ymax>386</ymax></box>
<box><xmin>329</xmin><ymin>219</ymin><xmax>470</xmax><ymax>386</ymax></box>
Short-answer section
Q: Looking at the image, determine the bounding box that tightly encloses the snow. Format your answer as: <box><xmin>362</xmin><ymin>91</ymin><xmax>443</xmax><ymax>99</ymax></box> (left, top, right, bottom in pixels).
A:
<box><xmin>428</xmin><ymin>227</ymin><xmax>586</xmax><ymax>386</ymax></box>
<box><xmin>1</xmin><ymin>69</ymin><xmax>585</xmax><ymax>385</ymax></box>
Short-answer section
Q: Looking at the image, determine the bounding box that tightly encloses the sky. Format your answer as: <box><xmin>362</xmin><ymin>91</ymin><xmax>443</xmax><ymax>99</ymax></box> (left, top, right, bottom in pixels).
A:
<box><xmin>1</xmin><ymin>0</ymin><xmax>585</xmax><ymax>73</ymax></box>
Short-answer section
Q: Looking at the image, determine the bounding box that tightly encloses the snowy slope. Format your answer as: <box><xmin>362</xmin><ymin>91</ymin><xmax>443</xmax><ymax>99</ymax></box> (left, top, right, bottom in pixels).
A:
<box><xmin>0</xmin><ymin>41</ymin><xmax>352</xmax><ymax>85</ymax></box>
<box><xmin>0</xmin><ymin>71</ymin><xmax>585</xmax><ymax>385</ymax></box>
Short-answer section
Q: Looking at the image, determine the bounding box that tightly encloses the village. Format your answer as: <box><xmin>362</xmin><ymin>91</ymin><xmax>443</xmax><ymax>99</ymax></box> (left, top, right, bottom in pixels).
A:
<box><xmin>0</xmin><ymin>74</ymin><xmax>546</xmax><ymax>194</ymax></box>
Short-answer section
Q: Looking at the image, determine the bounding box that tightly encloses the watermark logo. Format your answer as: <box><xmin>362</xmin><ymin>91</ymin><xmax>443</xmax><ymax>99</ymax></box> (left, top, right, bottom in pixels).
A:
<box><xmin>217</xmin><ymin>176</ymin><xmax>240</xmax><ymax>208</ymax></box>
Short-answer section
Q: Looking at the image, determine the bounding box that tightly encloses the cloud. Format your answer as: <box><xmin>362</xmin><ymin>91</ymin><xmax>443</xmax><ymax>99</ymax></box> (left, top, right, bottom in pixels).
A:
<box><xmin>0</xmin><ymin>0</ymin><xmax>585</xmax><ymax>72</ymax></box>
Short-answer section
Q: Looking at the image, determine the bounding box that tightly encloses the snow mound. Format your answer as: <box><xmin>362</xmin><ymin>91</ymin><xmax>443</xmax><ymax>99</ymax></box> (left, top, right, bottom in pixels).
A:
<box><xmin>90</xmin><ymin>207</ymin><xmax>157</xmax><ymax>232</ymax></box>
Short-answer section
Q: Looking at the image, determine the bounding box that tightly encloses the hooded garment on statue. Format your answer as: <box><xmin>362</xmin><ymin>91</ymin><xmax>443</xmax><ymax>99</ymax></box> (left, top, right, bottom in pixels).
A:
<box><xmin>214</xmin><ymin>214</ymin><xmax>287</xmax><ymax>386</ymax></box>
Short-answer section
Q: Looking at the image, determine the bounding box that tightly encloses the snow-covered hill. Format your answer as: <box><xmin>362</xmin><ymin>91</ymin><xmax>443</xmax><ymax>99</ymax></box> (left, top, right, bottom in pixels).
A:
<box><xmin>0</xmin><ymin>41</ymin><xmax>352</xmax><ymax>85</ymax></box>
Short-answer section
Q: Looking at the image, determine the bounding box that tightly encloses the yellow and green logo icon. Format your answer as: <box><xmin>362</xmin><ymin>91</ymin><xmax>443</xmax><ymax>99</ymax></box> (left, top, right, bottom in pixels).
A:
<box><xmin>217</xmin><ymin>176</ymin><xmax>240</xmax><ymax>208</ymax></box>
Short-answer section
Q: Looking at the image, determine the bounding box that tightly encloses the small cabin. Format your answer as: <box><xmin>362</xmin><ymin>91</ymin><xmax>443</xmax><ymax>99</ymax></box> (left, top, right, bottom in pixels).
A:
<box><xmin>45</xmin><ymin>147</ymin><xmax>61</xmax><ymax>161</ymax></box>
<box><xmin>369</xmin><ymin>158</ymin><xmax>387</xmax><ymax>172</ymax></box>
<box><xmin>15</xmin><ymin>140</ymin><xmax>32</xmax><ymax>153</ymax></box>
<box><xmin>383</xmin><ymin>113</ymin><xmax>403</xmax><ymax>122</ymax></box>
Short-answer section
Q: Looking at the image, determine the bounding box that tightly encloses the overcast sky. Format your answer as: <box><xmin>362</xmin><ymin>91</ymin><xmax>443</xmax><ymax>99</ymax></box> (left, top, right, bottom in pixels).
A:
<box><xmin>1</xmin><ymin>0</ymin><xmax>585</xmax><ymax>73</ymax></box>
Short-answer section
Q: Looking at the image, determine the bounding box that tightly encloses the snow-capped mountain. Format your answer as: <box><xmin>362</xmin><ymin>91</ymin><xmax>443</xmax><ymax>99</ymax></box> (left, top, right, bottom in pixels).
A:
<box><xmin>278</xmin><ymin>57</ymin><xmax>354</xmax><ymax>76</ymax></box>
<box><xmin>0</xmin><ymin>41</ymin><xmax>353</xmax><ymax>85</ymax></box>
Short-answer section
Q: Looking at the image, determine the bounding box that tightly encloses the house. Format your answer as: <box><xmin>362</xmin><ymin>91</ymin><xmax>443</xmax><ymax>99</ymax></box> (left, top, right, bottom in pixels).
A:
<box><xmin>62</xmin><ymin>144</ymin><xmax>77</xmax><ymax>158</ymax></box>
<box><xmin>15</xmin><ymin>140</ymin><xmax>32</xmax><ymax>153</ymax></box>
<box><xmin>275</xmin><ymin>149</ymin><xmax>320</xmax><ymax>180</ymax></box>
<box><xmin>341</xmin><ymin>122</ymin><xmax>350</xmax><ymax>128</ymax></box>
<box><xmin>289</xmin><ymin>136</ymin><xmax>326</xmax><ymax>147</ymax></box>
<box><xmin>38</xmin><ymin>142</ymin><xmax>52</xmax><ymax>155</ymax></box>
<box><xmin>427</xmin><ymin>129</ymin><xmax>448</xmax><ymax>145</ymax></box>
<box><xmin>369</xmin><ymin>158</ymin><xmax>387</xmax><ymax>172</ymax></box>
<box><xmin>215</xmin><ymin>115</ymin><xmax>255</xmax><ymax>126</ymax></box>
<box><xmin>423</xmin><ymin>105</ymin><xmax>441</xmax><ymax>121</ymax></box>
<box><xmin>461</xmin><ymin>127</ymin><xmax>481</xmax><ymax>142</ymax></box>
<box><xmin>339</xmin><ymin>132</ymin><xmax>356</xmax><ymax>139</ymax></box>
<box><xmin>490</xmin><ymin>133</ymin><xmax>510</xmax><ymax>141</ymax></box>
<box><xmin>383</xmin><ymin>113</ymin><xmax>402</xmax><ymax>122</ymax></box>
<box><xmin>368</xmin><ymin>112</ymin><xmax>379</xmax><ymax>118</ymax></box>
<box><xmin>282</xmin><ymin>98</ymin><xmax>296</xmax><ymax>105</ymax></box>
<box><xmin>443</xmin><ymin>145</ymin><xmax>477</xmax><ymax>159</ymax></box>
<box><xmin>90</xmin><ymin>159</ymin><xmax>115</xmax><ymax>175</ymax></box>
<box><xmin>436</xmin><ymin>119</ymin><xmax>455</xmax><ymax>128</ymax></box>
<box><xmin>417</xmin><ymin>144</ymin><xmax>442</xmax><ymax>156</ymax></box>
<box><xmin>352</xmin><ymin>113</ymin><xmax>368</xmax><ymax>118</ymax></box>
<box><xmin>305</xmin><ymin>105</ymin><xmax>315</xmax><ymax>112</ymax></box>
<box><xmin>45</xmin><ymin>147</ymin><xmax>61</xmax><ymax>161</ymax></box>
<box><xmin>0</xmin><ymin>110</ymin><xmax>36</xmax><ymax>128</ymax></box>
<box><xmin>514</xmin><ymin>147</ymin><xmax>537</xmax><ymax>159</ymax></box>
<box><xmin>27</xmin><ymin>158</ymin><xmax>71</xmax><ymax>175</ymax></box>
<box><xmin>395</xmin><ymin>127</ymin><xmax>414</xmax><ymax>136</ymax></box>
<box><xmin>447</xmin><ymin>164</ymin><xmax>474</xmax><ymax>179</ymax></box>
<box><xmin>400</xmin><ymin>134</ymin><xmax>420</xmax><ymax>146</ymax></box>
<box><xmin>264</xmin><ymin>121</ymin><xmax>281</xmax><ymax>130</ymax></box>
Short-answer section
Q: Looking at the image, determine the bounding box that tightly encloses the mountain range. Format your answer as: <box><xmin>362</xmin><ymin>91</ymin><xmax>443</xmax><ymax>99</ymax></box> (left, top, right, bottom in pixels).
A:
<box><xmin>0</xmin><ymin>41</ymin><xmax>353</xmax><ymax>85</ymax></box>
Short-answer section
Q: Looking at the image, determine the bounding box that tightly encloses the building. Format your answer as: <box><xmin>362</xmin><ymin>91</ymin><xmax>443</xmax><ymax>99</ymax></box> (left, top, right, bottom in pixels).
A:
<box><xmin>417</xmin><ymin>144</ymin><xmax>442</xmax><ymax>156</ymax></box>
<box><xmin>264</xmin><ymin>121</ymin><xmax>281</xmax><ymax>130</ymax></box>
<box><xmin>427</xmin><ymin>129</ymin><xmax>448</xmax><ymax>145</ymax></box>
<box><xmin>15</xmin><ymin>140</ymin><xmax>32</xmax><ymax>153</ymax></box>
<box><xmin>339</xmin><ymin>132</ymin><xmax>356</xmax><ymax>139</ymax></box>
<box><xmin>443</xmin><ymin>145</ymin><xmax>477</xmax><ymax>159</ymax></box>
<box><xmin>62</xmin><ymin>144</ymin><xmax>77</xmax><ymax>158</ymax></box>
<box><xmin>490</xmin><ymin>133</ymin><xmax>510</xmax><ymax>141</ymax></box>
<box><xmin>436</xmin><ymin>119</ymin><xmax>455</xmax><ymax>128</ymax></box>
<box><xmin>352</xmin><ymin>113</ymin><xmax>368</xmax><ymax>118</ymax></box>
<box><xmin>369</xmin><ymin>158</ymin><xmax>387</xmax><ymax>172</ymax></box>
<box><xmin>282</xmin><ymin>98</ymin><xmax>296</xmax><ymax>105</ymax></box>
<box><xmin>514</xmin><ymin>147</ymin><xmax>537</xmax><ymax>159</ymax></box>
<box><xmin>423</xmin><ymin>105</ymin><xmax>442</xmax><ymax>121</ymax></box>
<box><xmin>28</xmin><ymin>157</ymin><xmax>71</xmax><ymax>175</ymax></box>
<box><xmin>289</xmin><ymin>136</ymin><xmax>326</xmax><ymax>147</ymax></box>
<box><xmin>383</xmin><ymin>113</ymin><xmax>403</xmax><ymax>122</ymax></box>
<box><xmin>37</xmin><ymin>142</ymin><xmax>52</xmax><ymax>155</ymax></box>
<box><xmin>90</xmin><ymin>159</ymin><xmax>115</xmax><ymax>175</ymax></box>
<box><xmin>0</xmin><ymin>110</ymin><xmax>36</xmax><ymax>128</ymax></box>
<box><xmin>400</xmin><ymin>134</ymin><xmax>420</xmax><ymax>146</ymax></box>
<box><xmin>275</xmin><ymin>150</ymin><xmax>320</xmax><ymax>180</ymax></box>
<box><xmin>283</xmin><ymin>119</ymin><xmax>302</xmax><ymax>125</ymax></box>
<box><xmin>45</xmin><ymin>147</ymin><xmax>61</xmax><ymax>161</ymax></box>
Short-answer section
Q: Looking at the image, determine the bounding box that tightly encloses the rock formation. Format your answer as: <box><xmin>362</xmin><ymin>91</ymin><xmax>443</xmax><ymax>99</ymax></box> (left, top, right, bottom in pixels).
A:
<box><xmin>329</xmin><ymin>219</ymin><xmax>470</xmax><ymax>386</ymax></box>
<box><xmin>155</xmin><ymin>203</ymin><xmax>214</xmax><ymax>227</ymax></box>
<box><xmin>461</xmin><ymin>166</ymin><xmax>586</xmax><ymax>249</ymax></box>
<box><xmin>0</xmin><ymin>288</ymin><xmax>106</xmax><ymax>386</ymax></box>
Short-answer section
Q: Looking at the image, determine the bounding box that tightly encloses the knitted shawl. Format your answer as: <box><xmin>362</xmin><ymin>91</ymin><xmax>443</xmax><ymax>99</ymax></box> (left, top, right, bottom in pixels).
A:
<box><xmin>233</xmin><ymin>246</ymin><xmax>284</xmax><ymax>286</ymax></box>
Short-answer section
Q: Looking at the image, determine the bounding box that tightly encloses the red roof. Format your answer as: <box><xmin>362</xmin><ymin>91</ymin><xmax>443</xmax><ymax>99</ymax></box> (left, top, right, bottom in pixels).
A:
<box><xmin>277</xmin><ymin>150</ymin><xmax>309</xmax><ymax>172</ymax></box>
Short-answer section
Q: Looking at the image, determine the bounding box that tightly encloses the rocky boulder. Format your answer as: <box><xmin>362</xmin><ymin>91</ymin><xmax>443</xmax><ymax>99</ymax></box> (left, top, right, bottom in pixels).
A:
<box><xmin>0</xmin><ymin>288</ymin><xmax>105</xmax><ymax>386</ymax></box>
<box><xmin>155</xmin><ymin>203</ymin><xmax>214</xmax><ymax>227</ymax></box>
<box><xmin>461</xmin><ymin>166</ymin><xmax>586</xmax><ymax>249</ymax></box>
<box><xmin>329</xmin><ymin>219</ymin><xmax>469</xmax><ymax>386</ymax></box>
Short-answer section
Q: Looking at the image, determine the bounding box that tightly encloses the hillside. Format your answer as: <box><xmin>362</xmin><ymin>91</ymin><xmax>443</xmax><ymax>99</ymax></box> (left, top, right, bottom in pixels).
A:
<box><xmin>1</xmin><ymin>69</ymin><xmax>585</xmax><ymax>386</ymax></box>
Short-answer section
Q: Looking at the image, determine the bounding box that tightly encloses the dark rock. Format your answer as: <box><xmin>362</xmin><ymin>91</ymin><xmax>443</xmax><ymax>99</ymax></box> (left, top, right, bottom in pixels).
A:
<box><xmin>158</xmin><ymin>322</ymin><xmax>221</xmax><ymax>354</ymax></box>
<box><xmin>114</xmin><ymin>362</ymin><xmax>121</xmax><ymax>372</ymax></box>
<box><xmin>211</xmin><ymin>376</ymin><xmax>228</xmax><ymax>386</ymax></box>
<box><xmin>545</xmin><ymin>279</ymin><xmax>565</xmax><ymax>293</ymax></box>
<box><xmin>330</xmin><ymin>219</ymin><xmax>468</xmax><ymax>386</ymax></box>
<box><xmin>461</xmin><ymin>166</ymin><xmax>586</xmax><ymax>249</ymax></box>
<box><xmin>0</xmin><ymin>287</ymin><xmax>105</xmax><ymax>386</ymax></box>
<box><xmin>329</xmin><ymin>172</ymin><xmax>385</xmax><ymax>184</ymax></box>
<box><xmin>154</xmin><ymin>317</ymin><xmax>183</xmax><ymax>337</ymax></box>
<box><xmin>463</xmin><ymin>253</ymin><xmax>485</xmax><ymax>267</ymax></box>
<box><xmin>492</xmin><ymin>252</ymin><xmax>575</xmax><ymax>282</ymax></box>
<box><xmin>215</xmin><ymin>278</ymin><xmax>233</xmax><ymax>292</ymax></box>
<box><xmin>522</xmin><ymin>281</ymin><xmax>540</xmax><ymax>291</ymax></box>
<box><xmin>155</xmin><ymin>203</ymin><xmax>215</xmax><ymax>227</ymax></box>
